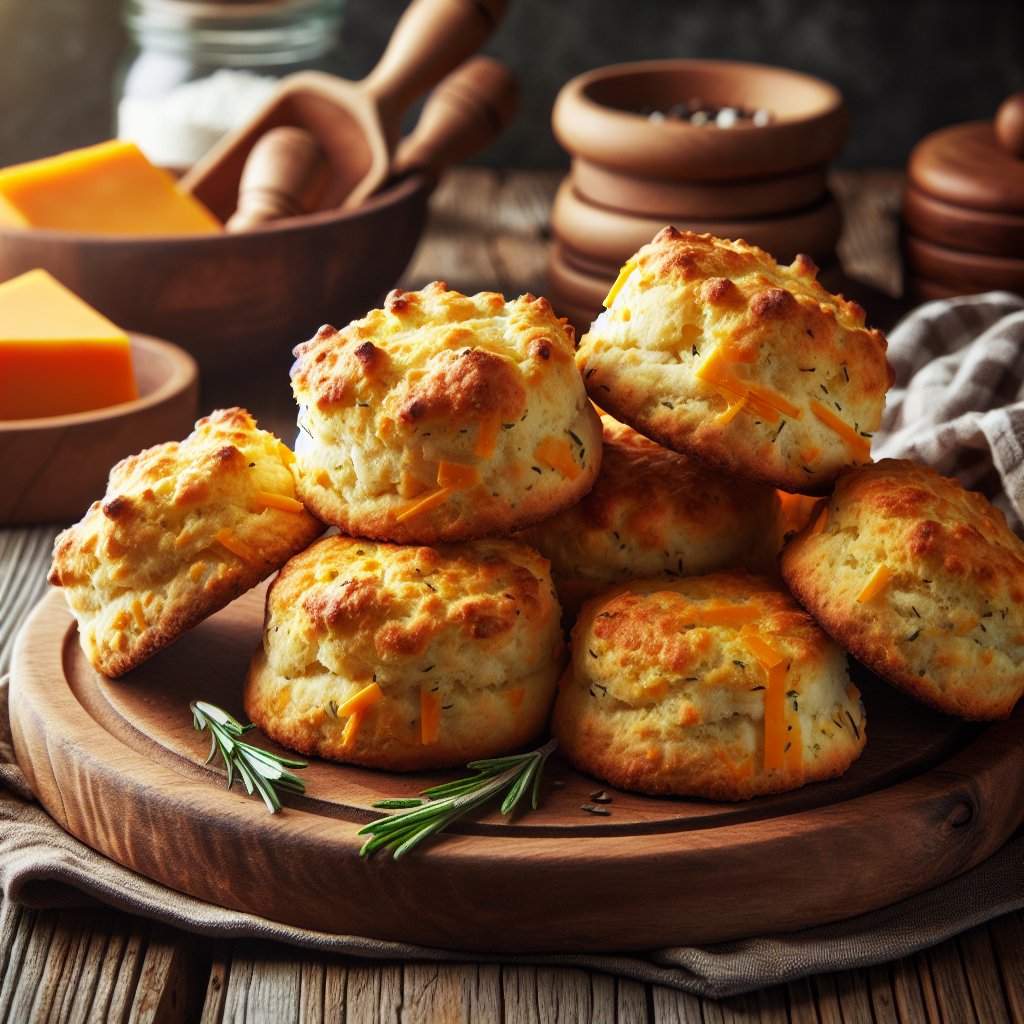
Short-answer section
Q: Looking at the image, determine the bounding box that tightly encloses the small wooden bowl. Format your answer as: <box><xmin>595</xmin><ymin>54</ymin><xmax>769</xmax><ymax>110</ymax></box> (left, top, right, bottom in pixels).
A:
<box><xmin>572</xmin><ymin>156</ymin><xmax>829</xmax><ymax>219</ymax></box>
<box><xmin>551</xmin><ymin>177</ymin><xmax>842</xmax><ymax>268</ymax></box>
<box><xmin>903</xmin><ymin>233</ymin><xmax>1024</xmax><ymax>293</ymax></box>
<box><xmin>553</xmin><ymin>59</ymin><xmax>848</xmax><ymax>182</ymax></box>
<box><xmin>0</xmin><ymin>335</ymin><xmax>198</xmax><ymax>526</ymax></box>
<box><xmin>0</xmin><ymin>173</ymin><xmax>430</xmax><ymax>381</ymax></box>
<box><xmin>903</xmin><ymin>185</ymin><xmax>1024</xmax><ymax>257</ymax></box>
<box><xmin>545</xmin><ymin>242</ymin><xmax>611</xmax><ymax>330</ymax></box>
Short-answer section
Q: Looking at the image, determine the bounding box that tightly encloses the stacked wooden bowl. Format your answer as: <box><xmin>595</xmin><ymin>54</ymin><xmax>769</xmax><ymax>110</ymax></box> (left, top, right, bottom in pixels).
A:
<box><xmin>547</xmin><ymin>60</ymin><xmax>849</xmax><ymax>331</ymax></box>
<box><xmin>903</xmin><ymin>94</ymin><xmax>1024</xmax><ymax>300</ymax></box>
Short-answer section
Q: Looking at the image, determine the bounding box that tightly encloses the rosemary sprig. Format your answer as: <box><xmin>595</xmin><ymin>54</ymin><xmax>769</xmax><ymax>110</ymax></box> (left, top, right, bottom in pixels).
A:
<box><xmin>358</xmin><ymin>738</ymin><xmax>558</xmax><ymax>858</ymax></box>
<box><xmin>190</xmin><ymin>700</ymin><xmax>307</xmax><ymax>813</ymax></box>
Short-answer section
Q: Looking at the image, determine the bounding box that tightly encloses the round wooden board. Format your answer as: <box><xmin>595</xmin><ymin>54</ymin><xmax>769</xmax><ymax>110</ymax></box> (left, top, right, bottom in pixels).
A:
<box><xmin>11</xmin><ymin>587</ymin><xmax>1024</xmax><ymax>953</ymax></box>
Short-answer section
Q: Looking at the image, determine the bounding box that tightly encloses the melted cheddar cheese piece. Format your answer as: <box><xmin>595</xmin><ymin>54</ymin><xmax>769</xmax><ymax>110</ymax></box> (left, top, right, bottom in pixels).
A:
<box><xmin>0</xmin><ymin>269</ymin><xmax>138</xmax><ymax>420</ymax></box>
<box><xmin>0</xmin><ymin>140</ymin><xmax>220</xmax><ymax>235</ymax></box>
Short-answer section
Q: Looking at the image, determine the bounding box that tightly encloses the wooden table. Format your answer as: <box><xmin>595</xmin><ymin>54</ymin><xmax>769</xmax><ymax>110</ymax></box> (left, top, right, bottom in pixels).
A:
<box><xmin>1</xmin><ymin>169</ymin><xmax>1022</xmax><ymax>1024</ymax></box>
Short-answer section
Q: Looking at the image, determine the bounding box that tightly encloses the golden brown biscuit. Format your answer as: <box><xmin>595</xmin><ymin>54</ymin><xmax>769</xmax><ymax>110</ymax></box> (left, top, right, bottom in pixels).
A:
<box><xmin>552</xmin><ymin>571</ymin><xmax>866</xmax><ymax>800</ymax></box>
<box><xmin>576</xmin><ymin>228</ymin><xmax>894</xmax><ymax>494</ymax></box>
<box><xmin>48</xmin><ymin>408</ymin><xmax>324</xmax><ymax>677</ymax></box>
<box><xmin>781</xmin><ymin>458</ymin><xmax>1024</xmax><ymax>720</ymax></box>
<box><xmin>244</xmin><ymin>535</ymin><xmax>564</xmax><ymax>770</ymax></box>
<box><xmin>516</xmin><ymin>414</ymin><xmax>781</xmax><ymax>619</ymax></box>
<box><xmin>290</xmin><ymin>282</ymin><xmax>602</xmax><ymax>542</ymax></box>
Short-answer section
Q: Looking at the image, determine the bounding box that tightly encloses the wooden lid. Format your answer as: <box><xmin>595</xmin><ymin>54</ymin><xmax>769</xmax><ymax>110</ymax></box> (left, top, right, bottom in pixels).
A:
<box><xmin>908</xmin><ymin>111</ymin><xmax>1024</xmax><ymax>215</ymax></box>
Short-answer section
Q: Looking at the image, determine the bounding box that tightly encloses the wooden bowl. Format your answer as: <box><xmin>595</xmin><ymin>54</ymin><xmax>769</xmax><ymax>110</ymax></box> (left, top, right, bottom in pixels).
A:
<box><xmin>903</xmin><ymin>185</ymin><xmax>1024</xmax><ymax>257</ymax></box>
<box><xmin>0</xmin><ymin>173</ymin><xmax>430</xmax><ymax>381</ymax></box>
<box><xmin>551</xmin><ymin>177</ymin><xmax>842</xmax><ymax>268</ymax></box>
<box><xmin>572</xmin><ymin>156</ymin><xmax>829</xmax><ymax>219</ymax></box>
<box><xmin>0</xmin><ymin>335</ymin><xmax>199</xmax><ymax>526</ymax></box>
<box><xmin>903</xmin><ymin>233</ymin><xmax>1024</xmax><ymax>293</ymax></box>
<box><xmin>545</xmin><ymin>242</ymin><xmax>612</xmax><ymax>334</ymax></box>
<box><xmin>552</xmin><ymin>59</ymin><xmax>848</xmax><ymax>182</ymax></box>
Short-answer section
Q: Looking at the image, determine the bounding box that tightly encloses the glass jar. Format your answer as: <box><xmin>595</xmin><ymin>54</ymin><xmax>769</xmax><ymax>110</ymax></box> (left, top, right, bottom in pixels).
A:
<box><xmin>115</xmin><ymin>0</ymin><xmax>345</xmax><ymax>172</ymax></box>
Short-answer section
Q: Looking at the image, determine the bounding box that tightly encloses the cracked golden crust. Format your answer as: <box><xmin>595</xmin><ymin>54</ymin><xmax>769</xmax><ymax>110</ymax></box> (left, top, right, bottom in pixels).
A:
<box><xmin>780</xmin><ymin>458</ymin><xmax>1024</xmax><ymax>720</ymax></box>
<box><xmin>290</xmin><ymin>282</ymin><xmax>602</xmax><ymax>542</ymax></box>
<box><xmin>244</xmin><ymin>535</ymin><xmax>565</xmax><ymax>770</ymax></box>
<box><xmin>517</xmin><ymin>415</ymin><xmax>781</xmax><ymax>618</ymax></box>
<box><xmin>48</xmin><ymin>408</ymin><xmax>324</xmax><ymax>677</ymax></box>
<box><xmin>551</xmin><ymin>571</ymin><xmax>865</xmax><ymax>800</ymax></box>
<box><xmin>576</xmin><ymin>228</ymin><xmax>893</xmax><ymax>494</ymax></box>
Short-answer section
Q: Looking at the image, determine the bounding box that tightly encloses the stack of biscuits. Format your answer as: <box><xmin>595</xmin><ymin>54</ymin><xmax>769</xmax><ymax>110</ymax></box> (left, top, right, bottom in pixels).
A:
<box><xmin>49</xmin><ymin>229</ymin><xmax>1024</xmax><ymax>800</ymax></box>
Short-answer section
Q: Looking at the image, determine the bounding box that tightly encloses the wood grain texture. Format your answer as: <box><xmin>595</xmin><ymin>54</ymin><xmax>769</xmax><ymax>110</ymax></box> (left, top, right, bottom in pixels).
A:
<box><xmin>9</xmin><ymin>585</ymin><xmax>1024</xmax><ymax>953</ymax></box>
<box><xmin>0</xmin><ymin>335</ymin><xmax>198</xmax><ymax>527</ymax></box>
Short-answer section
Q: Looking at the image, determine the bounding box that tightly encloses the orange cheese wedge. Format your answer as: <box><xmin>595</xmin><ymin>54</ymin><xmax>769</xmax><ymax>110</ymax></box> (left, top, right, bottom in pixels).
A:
<box><xmin>0</xmin><ymin>140</ymin><xmax>220</xmax><ymax>235</ymax></box>
<box><xmin>0</xmin><ymin>269</ymin><xmax>138</xmax><ymax>420</ymax></box>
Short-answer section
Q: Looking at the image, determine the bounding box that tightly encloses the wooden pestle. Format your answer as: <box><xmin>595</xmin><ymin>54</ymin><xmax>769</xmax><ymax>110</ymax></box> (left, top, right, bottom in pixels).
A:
<box><xmin>226</xmin><ymin>126</ymin><xmax>329</xmax><ymax>232</ymax></box>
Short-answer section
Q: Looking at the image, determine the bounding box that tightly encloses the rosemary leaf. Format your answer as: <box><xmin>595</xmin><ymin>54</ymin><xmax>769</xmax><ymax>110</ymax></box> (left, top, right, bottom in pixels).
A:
<box><xmin>191</xmin><ymin>700</ymin><xmax>307</xmax><ymax>814</ymax></box>
<box><xmin>360</xmin><ymin>738</ymin><xmax>558</xmax><ymax>858</ymax></box>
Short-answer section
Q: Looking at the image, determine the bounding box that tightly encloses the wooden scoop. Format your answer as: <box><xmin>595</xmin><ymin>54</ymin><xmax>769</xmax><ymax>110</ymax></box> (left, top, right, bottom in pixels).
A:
<box><xmin>181</xmin><ymin>0</ymin><xmax>507</xmax><ymax>223</ymax></box>
<box><xmin>226</xmin><ymin>57</ymin><xmax>519</xmax><ymax>232</ymax></box>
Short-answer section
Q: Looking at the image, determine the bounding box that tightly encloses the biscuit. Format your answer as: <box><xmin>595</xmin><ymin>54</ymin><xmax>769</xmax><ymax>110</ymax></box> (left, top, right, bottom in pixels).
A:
<box><xmin>516</xmin><ymin>414</ymin><xmax>781</xmax><ymax>619</ymax></box>
<box><xmin>244</xmin><ymin>535</ymin><xmax>564</xmax><ymax>770</ymax></box>
<box><xmin>48</xmin><ymin>408</ymin><xmax>324</xmax><ymax>677</ymax></box>
<box><xmin>551</xmin><ymin>571</ymin><xmax>865</xmax><ymax>800</ymax></box>
<box><xmin>780</xmin><ymin>458</ymin><xmax>1024</xmax><ymax>720</ymax></box>
<box><xmin>290</xmin><ymin>282</ymin><xmax>602</xmax><ymax>543</ymax></box>
<box><xmin>576</xmin><ymin>228</ymin><xmax>894</xmax><ymax>494</ymax></box>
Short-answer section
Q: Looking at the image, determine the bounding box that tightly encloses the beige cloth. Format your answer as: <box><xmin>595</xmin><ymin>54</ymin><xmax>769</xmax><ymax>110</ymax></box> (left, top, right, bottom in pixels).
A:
<box><xmin>2</xmin><ymin>293</ymin><xmax>1023</xmax><ymax>999</ymax></box>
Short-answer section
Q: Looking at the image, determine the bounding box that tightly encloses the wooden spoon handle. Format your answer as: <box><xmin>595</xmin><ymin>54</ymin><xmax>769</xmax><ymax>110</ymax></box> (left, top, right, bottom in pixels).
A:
<box><xmin>361</xmin><ymin>0</ymin><xmax>508</xmax><ymax>149</ymax></box>
<box><xmin>392</xmin><ymin>57</ymin><xmax>520</xmax><ymax>180</ymax></box>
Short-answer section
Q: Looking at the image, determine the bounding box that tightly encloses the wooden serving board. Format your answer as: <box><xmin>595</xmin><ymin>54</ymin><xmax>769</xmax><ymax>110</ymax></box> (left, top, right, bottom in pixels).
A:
<box><xmin>10</xmin><ymin>586</ymin><xmax>1024</xmax><ymax>953</ymax></box>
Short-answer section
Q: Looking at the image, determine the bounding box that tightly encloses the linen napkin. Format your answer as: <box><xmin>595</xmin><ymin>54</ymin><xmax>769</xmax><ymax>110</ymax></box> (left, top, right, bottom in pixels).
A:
<box><xmin>2</xmin><ymin>292</ymin><xmax>1023</xmax><ymax>999</ymax></box>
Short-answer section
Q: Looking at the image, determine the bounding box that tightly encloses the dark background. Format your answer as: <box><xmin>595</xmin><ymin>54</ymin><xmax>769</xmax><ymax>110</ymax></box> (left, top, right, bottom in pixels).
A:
<box><xmin>0</xmin><ymin>0</ymin><xmax>1021</xmax><ymax>171</ymax></box>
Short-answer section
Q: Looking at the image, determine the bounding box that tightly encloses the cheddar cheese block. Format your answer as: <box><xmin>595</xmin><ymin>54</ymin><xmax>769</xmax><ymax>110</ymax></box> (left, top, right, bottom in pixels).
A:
<box><xmin>0</xmin><ymin>140</ymin><xmax>220</xmax><ymax>235</ymax></box>
<box><xmin>0</xmin><ymin>269</ymin><xmax>137</xmax><ymax>419</ymax></box>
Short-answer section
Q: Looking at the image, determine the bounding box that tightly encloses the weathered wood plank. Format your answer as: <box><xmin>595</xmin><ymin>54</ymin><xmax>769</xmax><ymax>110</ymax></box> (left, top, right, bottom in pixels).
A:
<box><xmin>402</xmin><ymin>169</ymin><xmax>504</xmax><ymax>296</ymax></box>
<box><xmin>752</xmin><ymin>984</ymin><xmax>789</xmax><ymax>1024</ymax></box>
<box><xmin>989</xmin><ymin>912</ymin><xmax>1024</xmax><ymax>1024</ymax></box>
<box><xmin>889</xmin><ymin>951</ymin><xmax>932</xmax><ymax>1024</ymax></box>
<box><xmin>217</xmin><ymin>943</ymin><xmax>304</xmax><ymax>1023</ymax></box>
<box><xmin>787</xmin><ymin>975</ymin><xmax>823</xmax><ymax>1024</ymax></box>
<box><xmin>198</xmin><ymin>942</ymin><xmax>231</xmax><ymax>1024</ymax></box>
<box><xmin>924</xmin><ymin>938</ymin><xmax>977</xmax><ymax>1024</ymax></box>
<box><xmin>489</xmin><ymin>169</ymin><xmax>562</xmax><ymax>297</ymax></box>
<box><xmin>958</xmin><ymin>924</ymin><xmax>1012</xmax><ymax>1024</ymax></box>
<box><xmin>614</xmin><ymin>977</ymin><xmax>649</xmax><ymax>1024</ymax></box>
<box><xmin>865</xmin><ymin>963</ymin><xmax>900</xmax><ymax>1023</ymax></box>
<box><xmin>650</xmin><ymin>984</ymin><xmax>704</xmax><ymax>1024</ymax></box>
<box><xmin>129</xmin><ymin>923</ymin><xmax>209</xmax><ymax>1024</ymax></box>
<box><xmin>402</xmin><ymin>963</ymin><xmax>505</xmax><ymax>1024</ymax></box>
<box><xmin>326</xmin><ymin>960</ymin><xmax>402</xmax><ymax>1023</ymax></box>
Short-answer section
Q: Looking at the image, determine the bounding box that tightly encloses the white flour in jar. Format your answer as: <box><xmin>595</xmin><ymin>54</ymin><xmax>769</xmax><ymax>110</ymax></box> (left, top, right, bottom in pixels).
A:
<box><xmin>117</xmin><ymin>68</ymin><xmax>277</xmax><ymax>169</ymax></box>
